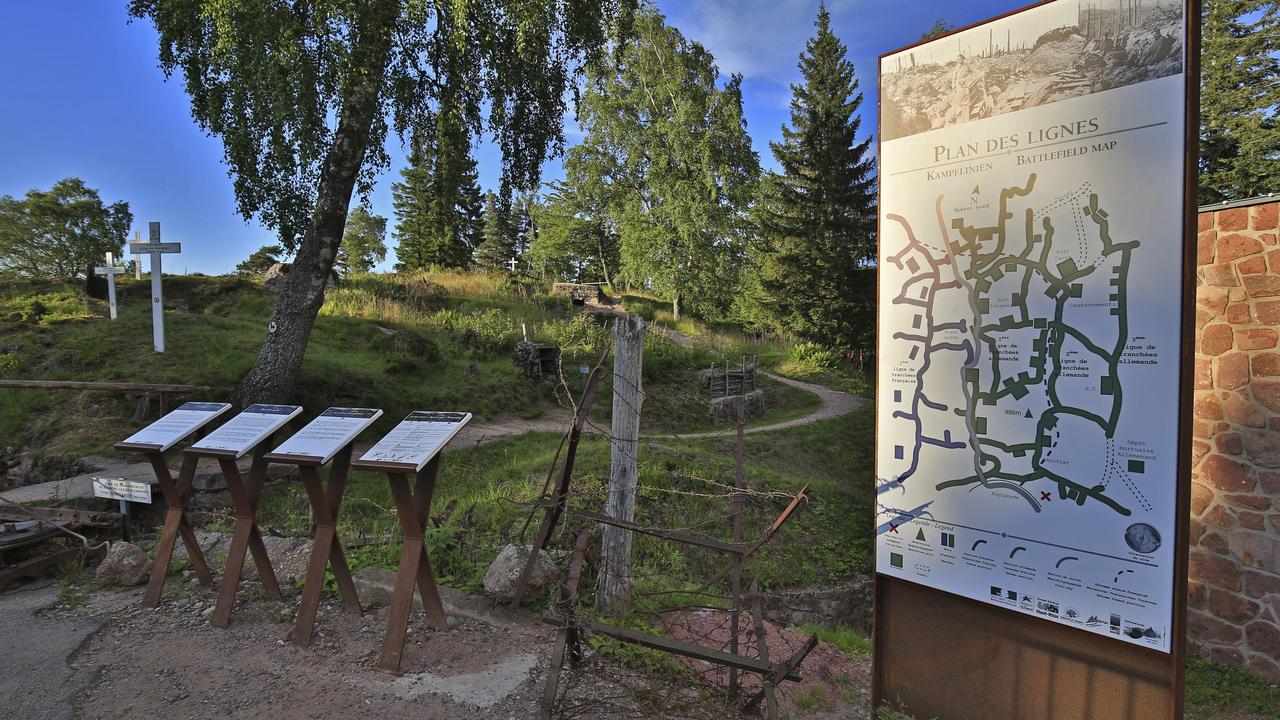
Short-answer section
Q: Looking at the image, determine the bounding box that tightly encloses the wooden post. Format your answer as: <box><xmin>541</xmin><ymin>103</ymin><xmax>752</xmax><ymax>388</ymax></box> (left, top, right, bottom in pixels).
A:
<box><xmin>728</xmin><ymin>398</ymin><xmax>746</xmax><ymax>700</ymax></box>
<box><xmin>598</xmin><ymin>314</ymin><xmax>645</xmax><ymax>611</ymax></box>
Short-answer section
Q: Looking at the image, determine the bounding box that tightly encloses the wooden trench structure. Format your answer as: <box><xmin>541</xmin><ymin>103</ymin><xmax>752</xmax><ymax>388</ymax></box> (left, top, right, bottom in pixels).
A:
<box><xmin>512</xmin><ymin>350</ymin><xmax>818</xmax><ymax>719</ymax></box>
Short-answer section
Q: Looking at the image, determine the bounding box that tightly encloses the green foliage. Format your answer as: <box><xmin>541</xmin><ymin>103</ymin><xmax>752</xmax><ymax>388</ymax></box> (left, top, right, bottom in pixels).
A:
<box><xmin>561</xmin><ymin>6</ymin><xmax>760</xmax><ymax>320</ymax></box>
<box><xmin>0</xmin><ymin>178</ymin><xmax>132</xmax><ymax>281</ymax></box>
<box><xmin>787</xmin><ymin>341</ymin><xmax>839</xmax><ymax>372</ymax></box>
<box><xmin>474</xmin><ymin>191</ymin><xmax>517</xmax><ymax>271</ymax></box>
<box><xmin>0</xmin><ymin>290</ymin><xmax>95</xmax><ymax>325</ymax></box>
<box><xmin>1200</xmin><ymin>1</ymin><xmax>1280</xmax><ymax>202</ymax></box>
<box><xmin>338</xmin><ymin>207</ymin><xmax>387</xmax><ymax>274</ymax></box>
<box><xmin>797</xmin><ymin>622</ymin><xmax>872</xmax><ymax>658</ymax></box>
<box><xmin>750</xmin><ymin>6</ymin><xmax>876</xmax><ymax>352</ymax></box>
<box><xmin>392</xmin><ymin>107</ymin><xmax>483</xmax><ymax>270</ymax></box>
<box><xmin>235</xmin><ymin>244</ymin><xmax>284</xmax><ymax>276</ymax></box>
<box><xmin>921</xmin><ymin>18</ymin><xmax>954</xmax><ymax>40</ymax></box>
<box><xmin>1185</xmin><ymin>655</ymin><xmax>1280</xmax><ymax>716</ymax></box>
<box><xmin>528</xmin><ymin>183</ymin><xmax>619</xmax><ymax>284</ymax></box>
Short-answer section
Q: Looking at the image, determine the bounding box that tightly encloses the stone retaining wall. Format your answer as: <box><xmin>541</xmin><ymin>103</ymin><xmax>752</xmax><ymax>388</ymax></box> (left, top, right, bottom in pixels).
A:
<box><xmin>1189</xmin><ymin>197</ymin><xmax>1280</xmax><ymax>681</ymax></box>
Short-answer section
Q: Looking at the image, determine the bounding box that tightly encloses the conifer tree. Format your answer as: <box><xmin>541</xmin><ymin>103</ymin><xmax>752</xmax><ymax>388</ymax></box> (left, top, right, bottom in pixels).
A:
<box><xmin>474</xmin><ymin>191</ymin><xmax>516</xmax><ymax>270</ymax></box>
<box><xmin>1201</xmin><ymin>0</ymin><xmax>1280</xmax><ymax>202</ymax></box>
<box><xmin>752</xmin><ymin>4</ymin><xmax>876</xmax><ymax>350</ymax></box>
<box><xmin>392</xmin><ymin>101</ymin><xmax>484</xmax><ymax>270</ymax></box>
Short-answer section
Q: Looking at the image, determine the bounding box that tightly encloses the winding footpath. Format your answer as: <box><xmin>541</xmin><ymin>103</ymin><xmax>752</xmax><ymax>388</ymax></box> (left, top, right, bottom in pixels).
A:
<box><xmin>654</xmin><ymin>371</ymin><xmax>867</xmax><ymax>441</ymax></box>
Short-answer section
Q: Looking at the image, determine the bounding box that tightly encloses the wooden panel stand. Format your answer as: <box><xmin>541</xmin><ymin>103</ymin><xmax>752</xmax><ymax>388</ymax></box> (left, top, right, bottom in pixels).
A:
<box><xmin>114</xmin><ymin>440</ymin><xmax>215</xmax><ymax>608</ymax></box>
<box><xmin>353</xmin><ymin>456</ymin><xmax>450</xmax><ymax>675</ymax></box>
<box><xmin>184</xmin><ymin>438</ymin><xmax>283</xmax><ymax>629</ymax></box>
<box><xmin>265</xmin><ymin>446</ymin><xmax>362</xmax><ymax>648</ymax></box>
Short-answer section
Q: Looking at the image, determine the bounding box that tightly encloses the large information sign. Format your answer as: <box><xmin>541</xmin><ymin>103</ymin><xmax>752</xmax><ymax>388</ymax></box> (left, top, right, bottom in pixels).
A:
<box><xmin>875</xmin><ymin>0</ymin><xmax>1191</xmax><ymax>655</ymax></box>
<box><xmin>358</xmin><ymin>411</ymin><xmax>472</xmax><ymax>471</ymax></box>
<box><xmin>189</xmin><ymin>404</ymin><xmax>302</xmax><ymax>457</ymax></box>
<box><xmin>118</xmin><ymin>402</ymin><xmax>231</xmax><ymax>452</ymax></box>
<box><xmin>269</xmin><ymin>407</ymin><xmax>383</xmax><ymax>464</ymax></box>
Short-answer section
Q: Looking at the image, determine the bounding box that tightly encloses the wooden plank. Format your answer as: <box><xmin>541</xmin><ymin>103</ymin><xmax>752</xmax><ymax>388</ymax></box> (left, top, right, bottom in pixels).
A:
<box><xmin>0</xmin><ymin>380</ymin><xmax>209</xmax><ymax>392</ymax></box>
<box><xmin>0</xmin><ymin>507</ymin><xmax>122</xmax><ymax>528</ymax></box>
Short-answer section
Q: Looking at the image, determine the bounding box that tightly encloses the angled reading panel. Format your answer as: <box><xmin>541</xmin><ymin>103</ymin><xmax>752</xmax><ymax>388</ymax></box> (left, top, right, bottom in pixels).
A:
<box><xmin>354</xmin><ymin>411</ymin><xmax>472</xmax><ymax>472</ymax></box>
<box><xmin>115</xmin><ymin>401</ymin><xmax>232</xmax><ymax>453</ymax></box>
<box><xmin>266</xmin><ymin>407</ymin><xmax>384</xmax><ymax>465</ymax></box>
<box><xmin>187</xmin><ymin>404</ymin><xmax>302</xmax><ymax>459</ymax></box>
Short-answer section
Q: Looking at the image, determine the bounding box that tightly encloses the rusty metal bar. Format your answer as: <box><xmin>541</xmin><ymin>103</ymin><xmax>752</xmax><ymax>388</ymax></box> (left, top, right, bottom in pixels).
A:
<box><xmin>511</xmin><ymin>349</ymin><xmax>609</xmax><ymax>607</ymax></box>
<box><xmin>747</xmin><ymin>580</ymin><xmax>778</xmax><ymax>719</ymax></box>
<box><xmin>694</xmin><ymin>485</ymin><xmax>809</xmax><ymax>595</ymax></box>
<box><xmin>544</xmin><ymin>504</ymin><xmax>747</xmax><ymax>555</ymax></box>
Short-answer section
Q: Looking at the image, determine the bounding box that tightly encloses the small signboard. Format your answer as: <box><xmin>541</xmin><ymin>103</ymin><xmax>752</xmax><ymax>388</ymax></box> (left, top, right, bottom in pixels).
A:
<box><xmin>357</xmin><ymin>411</ymin><xmax>472</xmax><ymax>471</ymax></box>
<box><xmin>118</xmin><ymin>401</ymin><xmax>232</xmax><ymax>452</ymax></box>
<box><xmin>92</xmin><ymin>477</ymin><xmax>152</xmax><ymax>504</ymax></box>
<box><xmin>189</xmin><ymin>404</ymin><xmax>302</xmax><ymax>458</ymax></box>
<box><xmin>269</xmin><ymin>407</ymin><xmax>383</xmax><ymax>464</ymax></box>
<box><xmin>128</xmin><ymin>242</ymin><xmax>183</xmax><ymax>255</ymax></box>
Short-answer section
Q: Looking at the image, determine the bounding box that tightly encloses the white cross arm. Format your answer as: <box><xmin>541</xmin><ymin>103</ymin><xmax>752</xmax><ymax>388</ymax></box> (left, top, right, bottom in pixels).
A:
<box><xmin>129</xmin><ymin>242</ymin><xmax>182</xmax><ymax>255</ymax></box>
<box><xmin>94</xmin><ymin>266</ymin><xmax>125</xmax><ymax>275</ymax></box>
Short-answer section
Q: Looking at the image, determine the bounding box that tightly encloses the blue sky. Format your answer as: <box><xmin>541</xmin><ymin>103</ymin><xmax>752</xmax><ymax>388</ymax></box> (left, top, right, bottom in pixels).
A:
<box><xmin>0</xmin><ymin>0</ymin><xmax>1027</xmax><ymax>274</ymax></box>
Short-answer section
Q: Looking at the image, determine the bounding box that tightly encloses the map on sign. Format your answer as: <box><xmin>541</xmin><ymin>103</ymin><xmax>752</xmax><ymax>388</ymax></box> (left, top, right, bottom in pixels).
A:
<box><xmin>269</xmin><ymin>407</ymin><xmax>383</xmax><ymax>464</ymax></box>
<box><xmin>876</xmin><ymin>0</ymin><xmax>1186</xmax><ymax>653</ymax></box>
<box><xmin>358</xmin><ymin>411</ymin><xmax>471</xmax><ymax>471</ymax></box>
<box><xmin>189</xmin><ymin>404</ymin><xmax>302</xmax><ymax>457</ymax></box>
<box><xmin>118</xmin><ymin>402</ymin><xmax>231</xmax><ymax>452</ymax></box>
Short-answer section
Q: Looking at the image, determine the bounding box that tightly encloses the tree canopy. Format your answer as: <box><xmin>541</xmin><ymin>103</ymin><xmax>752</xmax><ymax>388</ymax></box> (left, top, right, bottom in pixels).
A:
<box><xmin>750</xmin><ymin>5</ymin><xmax>876</xmax><ymax>351</ymax></box>
<box><xmin>236</xmin><ymin>244</ymin><xmax>285</xmax><ymax>276</ymax></box>
<box><xmin>1201</xmin><ymin>0</ymin><xmax>1280</xmax><ymax>202</ymax></box>
<box><xmin>131</xmin><ymin>0</ymin><xmax>636</xmax><ymax>403</ymax></box>
<box><xmin>474</xmin><ymin>191</ymin><xmax>517</xmax><ymax>271</ymax></box>
<box><xmin>0</xmin><ymin>178</ymin><xmax>132</xmax><ymax>282</ymax></box>
<box><xmin>558</xmin><ymin>6</ymin><xmax>759</xmax><ymax>319</ymax></box>
<box><xmin>338</xmin><ymin>207</ymin><xmax>387</xmax><ymax>274</ymax></box>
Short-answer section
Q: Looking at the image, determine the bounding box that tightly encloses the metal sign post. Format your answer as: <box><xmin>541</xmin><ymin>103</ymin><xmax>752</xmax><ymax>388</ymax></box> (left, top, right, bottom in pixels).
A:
<box><xmin>92</xmin><ymin>477</ymin><xmax>153</xmax><ymax>542</ymax></box>
<box><xmin>93</xmin><ymin>252</ymin><xmax>124</xmax><ymax>320</ymax></box>
<box><xmin>128</xmin><ymin>222</ymin><xmax>182</xmax><ymax>353</ymax></box>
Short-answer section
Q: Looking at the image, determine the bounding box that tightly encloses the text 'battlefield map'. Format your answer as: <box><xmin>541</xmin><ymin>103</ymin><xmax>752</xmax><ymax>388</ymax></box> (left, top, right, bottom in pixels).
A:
<box><xmin>876</xmin><ymin>0</ymin><xmax>1187</xmax><ymax>651</ymax></box>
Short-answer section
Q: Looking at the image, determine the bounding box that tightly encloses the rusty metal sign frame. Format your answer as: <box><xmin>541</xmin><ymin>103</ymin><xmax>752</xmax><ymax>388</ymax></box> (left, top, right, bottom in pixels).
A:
<box><xmin>871</xmin><ymin>2</ymin><xmax>1200</xmax><ymax>718</ymax></box>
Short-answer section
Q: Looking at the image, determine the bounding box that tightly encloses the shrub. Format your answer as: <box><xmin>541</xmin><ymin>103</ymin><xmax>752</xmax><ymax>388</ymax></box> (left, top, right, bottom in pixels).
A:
<box><xmin>787</xmin><ymin>341</ymin><xmax>839</xmax><ymax>371</ymax></box>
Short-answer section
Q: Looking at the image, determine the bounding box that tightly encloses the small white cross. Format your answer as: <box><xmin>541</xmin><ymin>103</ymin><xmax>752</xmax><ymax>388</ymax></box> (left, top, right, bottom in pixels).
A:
<box><xmin>507</xmin><ymin>256</ymin><xmax>519</xmax><ymax>273</ymax></box>
<box><xmin>129</xmin><ymin>222</ymin><xmax>182</xmax><ymax>353</ymax></box>
<box><xmin>93</xmin><ymin>252</ymin><xmax>125</xmax><ymax>320</ymax></box>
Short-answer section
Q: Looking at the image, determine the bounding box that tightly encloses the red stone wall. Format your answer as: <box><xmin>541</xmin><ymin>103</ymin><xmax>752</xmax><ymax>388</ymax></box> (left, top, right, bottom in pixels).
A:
<box><xmin>1189</xmin><ymin>198</ymin><xmax>1280</xmax><ymax>681</ymax></box>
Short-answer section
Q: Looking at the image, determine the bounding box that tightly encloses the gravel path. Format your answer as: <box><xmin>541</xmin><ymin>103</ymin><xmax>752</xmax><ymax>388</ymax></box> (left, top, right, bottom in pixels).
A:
<box><xmin>0</xmin><ymin>582</ymin><xmax>102</xmax><ymax>720</ymax></box>
<box><xmin>654</xmin><ymin>371</ymin><xmax>867</xmax><ymax>440</ymax></box>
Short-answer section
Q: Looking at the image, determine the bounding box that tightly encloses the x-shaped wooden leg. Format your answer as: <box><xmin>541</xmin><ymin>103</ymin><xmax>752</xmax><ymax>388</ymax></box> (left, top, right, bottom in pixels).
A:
<box><xmin>378</xmin><ymin>456</ymin><xmax>449</xmax><ymax>674</ymax></box>
<box><xmin>211</xmin><ymin>442</ymin><xmax>282</xmax><ymax>629</ymax></box>
<box><xmin>143</xmin><ymin>452</ymin><xmax>214</xmax><ymax>608</ymax></box>
<box><xmin>291</xmin><ymin>446</ymin><xmax>361</xmax><ymax>647</ymax></box>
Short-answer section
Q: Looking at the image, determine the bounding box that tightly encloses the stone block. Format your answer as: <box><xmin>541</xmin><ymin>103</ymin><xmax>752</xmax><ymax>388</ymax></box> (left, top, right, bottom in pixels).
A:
<box><xmin>1231</xmin><ymin>532</ymin><xmax>1280</xmax><ymax>572</ymax></box>
<box><xmin>1238</xmin><ymin>256</ymin><xmax>1267</xmax><ymax>275</ymax></box>
<box><xmin>1223</xmin><ymin>392</ymin><xmax>1266</xmax><ymax>427</ymax></box>
<box><xmin>1244</xmin><ymin>274</ymin><xmax>1280</xmax><ymax>298</ymax></box>
<box><xmin>1200</xmin><ymin>324</ymin><xmax>1234</xmax><ymax>356</ymax></box>
<box><xmin>1209</xmin><ymin>588</ymin><xmax>1261</xmax><ymax>624</ymax></box>
<box><xmin>1237</xmin><ymin>328</ymin><xmax>1279</xmax><ymax>350</ymax></box>
<box><xmin>711</xmin><ymin>389</ymin><xmax>766</xmax><ymax>423</ymax></box>
<box><xmin>1226</xmin><ymin>303</ymin><xmax>1253</xmax><ymax>323</ymax></box>
<box><xmin>1257</xmin><ymin>300</ymin><xmax>1280</xmax><ymax>325</ymax></box>
<box><xmin>1219</xmin><ymin>207</ymin><xmax>1249</xmax><ymax>232</ymax></box>
<box><xmin>1243</xmin><ymin>429</ymin><xmax>1280</xmax><ymax>468</ymax></box>
<box><xmin>1252</xmin><ymin>353</ymin><xmax>1280</xmax><ymax>377</ymax></box>
<box><xmin>1201</xmin><ymin>454</ymin><xmax>1257</xmax><ymax>493</ymax></box>
<box><xmin>1197</xmin><ymin>230</ymin><xmax>1216</xmax><ymax>264</ymax></box>
<box><xmin>1218</xmin><ymin>233</ymin><xmax>1263</xmax><ymax>262</ymax></box>
<box><xmin>1190</xmin><ymin>481</ymin><xmax>1214</xmax><ymax>516</ymax></box>
<box><xmin>1217</xmin><ymin>353</ymin><xmax>1250</xmax><ymax>390</ymax></box>
<box><xmin>1194</xmin><ymin>393</ymin><xmax>1223</xmax><ymax>420</ymax></box>
<box><xmin>1244</xmin><ymin>621</ymin><xmax>1280</xmax><ymax>660</ymax></box>
<box><xmin>1238</xmin><ymin>511</ymin><xmax>1266</xmax><ymax>531</ymax></box>
<box><xmin>1254</xmin><ymin>380</ymin><xmax>1280</xmax><ymax>413</ymax></box>
<box><xmin>1215</xmin><ymin>432</ymin><xmax>1243</xmax><ymax>455</ymax></box>
<box><xmin>1191</xmin><ymin>548</ymin><xmax>1243</xmax><ymax>590</ymax></box>
<box><xmin>1251</xmin><ymin>202</ymin><xmax>1279</xmax><ymax>231</ymax></box>
<box><xmin>1188</xmin><ymin>606</ymin><xmax>1244</xmax><ymax>643</ymax></box>
<box><xmin>1203</xmin><ymin>263</ymin><xmax>1240</xmax><ymax>287</ymax></box>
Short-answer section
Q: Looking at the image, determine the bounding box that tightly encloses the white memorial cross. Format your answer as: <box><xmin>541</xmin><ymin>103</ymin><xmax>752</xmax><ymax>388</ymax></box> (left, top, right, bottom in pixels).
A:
<box><xmin>93</xmin><ymin>251</ymin><xmax>125</xmax><ymax>320</ymax></box>
<box><xmin>507</xmin><ymin>256</ymin><xmax>519</xmax><ymax>273</ymax></box>
<box><xmin>128</xmin><ymin>221</ymin><xmax>182</xmax><ymax>353</ymax></box>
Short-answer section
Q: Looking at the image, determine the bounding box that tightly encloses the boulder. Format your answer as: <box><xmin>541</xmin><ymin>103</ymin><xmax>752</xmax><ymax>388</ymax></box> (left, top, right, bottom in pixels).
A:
<box><xmin>711</xmin><ymin>389</ymin><xmax>766</xmax><ymax>423</ymax></box>
<box><xmin>483</xmin><ymin>544</ymin><xmax>559</xmax><ymax>604</ymax></box>
<box><xmin>96</xmin><ymin>542</ymin><xmax>150</xmax><ymax>586</ymax></box>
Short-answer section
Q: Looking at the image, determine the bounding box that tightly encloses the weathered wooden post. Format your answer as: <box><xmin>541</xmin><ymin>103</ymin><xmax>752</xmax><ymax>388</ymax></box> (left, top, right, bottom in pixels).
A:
<box><xmin>598</xmin><ymin>314</ymin><xmax>645</xmax><ymax>610</ymax></box>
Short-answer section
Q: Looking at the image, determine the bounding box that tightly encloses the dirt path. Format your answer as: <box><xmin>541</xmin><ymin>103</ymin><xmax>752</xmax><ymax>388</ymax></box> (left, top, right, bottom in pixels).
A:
<box><xmin>654</xmin><ymin>372</ymin><xmax>867</xmax><ymax>441</ymax></box>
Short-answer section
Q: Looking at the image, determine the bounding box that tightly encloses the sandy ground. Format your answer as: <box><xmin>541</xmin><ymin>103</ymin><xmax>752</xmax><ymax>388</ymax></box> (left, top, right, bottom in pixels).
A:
<box><xmin>25</xmin><ymin>576</ymin><xmax>874</xmax><ymax>720</ymax></box>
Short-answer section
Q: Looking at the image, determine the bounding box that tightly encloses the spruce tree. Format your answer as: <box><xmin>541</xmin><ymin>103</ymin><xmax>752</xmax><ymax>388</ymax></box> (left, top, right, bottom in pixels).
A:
<box><xmin>474</xmin><ymin>191</ymin><xmax>516</xmax><ymax>270</ymax></box>
<box><xmin>392</xmin><ymin>102</ymin><xmax>484</xmax><ymax>270</ymax></box>
<box><xmin>753</xmin><ymin>3</ymin><xmax>876</xmax><ymax>350</ymax></box>
<box><xmin>1201</xmin><ymin>0</ymin><xmax>1280</xmax><ymax>202</ymax></box>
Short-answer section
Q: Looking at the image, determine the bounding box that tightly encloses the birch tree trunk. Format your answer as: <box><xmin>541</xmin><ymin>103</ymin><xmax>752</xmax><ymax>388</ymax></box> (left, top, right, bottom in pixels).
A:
<box><xmin>598</xmin><ymin>314</ymin><xmax>646</xmax><ymax>611</ymax></box>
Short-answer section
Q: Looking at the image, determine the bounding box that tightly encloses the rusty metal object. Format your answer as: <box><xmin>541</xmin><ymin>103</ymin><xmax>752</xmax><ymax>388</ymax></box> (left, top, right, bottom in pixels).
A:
<box><xmin>541</xmin><ymin>530</ymin><xmax>592</xmax><ymax>719</ymax></box>
<box><xmin>0</xmin><ymin>507</ymin><xmax>124</xmax><ymax>528</ymax></box>
<box><xmin>511</xmin><ymin>348</ymin><xmax>610</xmax><ymax>607</ymax></box>
<box><xmin>693</xmin><ymin>485</ymin><xmax>809</xmax><ymax>596</ymax></box>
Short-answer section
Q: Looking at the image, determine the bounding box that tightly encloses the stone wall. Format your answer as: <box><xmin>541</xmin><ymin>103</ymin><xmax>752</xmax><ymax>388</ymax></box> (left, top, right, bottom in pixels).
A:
<box><xmin>1189</xmin><ymin>197</ymin><xmax>1280</xmax><ymax>681</ymax></box>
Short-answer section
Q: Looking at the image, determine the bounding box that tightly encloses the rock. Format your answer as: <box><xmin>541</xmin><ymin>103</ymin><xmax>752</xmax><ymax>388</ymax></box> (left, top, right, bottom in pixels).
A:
<box><xmin>190</xmin><ymin>466</ymin><xmax>227</xmax><ymax>492</ymax></box>
<box><xmin>710</xmin><ymin>389</ymin><xmax>766</xmax><ymax>423</ymax></box>
<box><xmin>96</xmin><ymin>542</ymin><xmax>150</xmax><ymax>586</ymax></box>
<box><xmin>512</xmin><ymin>341</ymin><xmax>561</xmax><ymax>383</ymax></box>
<box><xmin>550</xmin><ymin>283</ymin><xmax>602</xmax><ymax>304</ymax></box>
<box><xmin>483</xmin><ymin>544</ymin><xmax>558</xmax><ymax>604</ymax></box>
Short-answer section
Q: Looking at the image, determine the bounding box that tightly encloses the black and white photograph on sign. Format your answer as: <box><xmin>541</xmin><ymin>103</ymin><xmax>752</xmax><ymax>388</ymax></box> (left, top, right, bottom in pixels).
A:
<box><xmin>358</xmin><ymin>411</ymin><xmax>472</xmax><ymax>470</ymax></box>
<box><xmin>881</xmin><ymin>0</ymin><xmax>1184</xmax><ymax>141</ymax></box>
<box><xmin>189</xmin><ymin>404</ymin><xmax>302</xmax><ymax>457</ymax></box>
<box><xmin>875</xmin><ymin>0</ymin><xmax>1190</xmax><ymax>653</ymax></box>
<box><xmin>119</xmin><ymin>401</ymin><xmax>231</xmax><ymax>451</ymax></box>
<box><xmin>269</xmin><ymin>407</ymin><xmax>383</xmax><ymax>464</ymax></box>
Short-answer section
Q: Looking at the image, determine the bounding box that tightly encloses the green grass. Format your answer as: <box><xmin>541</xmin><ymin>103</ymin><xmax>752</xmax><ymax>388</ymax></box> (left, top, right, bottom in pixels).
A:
<box><xmin>1187</xmin><ymin>655</ymin><xmax>1280</xmax><ymax>718</ymax></box>
<box><xmin>797</xmin><ymin>622</ymin><xmax>873</xmax><ymax>658</ymax></box>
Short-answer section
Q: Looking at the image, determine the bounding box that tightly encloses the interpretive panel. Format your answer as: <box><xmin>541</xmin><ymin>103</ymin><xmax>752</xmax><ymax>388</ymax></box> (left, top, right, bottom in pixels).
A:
<box><xmin>189</xmin><ymin>404</ymin><xmax>302</xmax><ymax>458</ymax></box>
<box><xmin>269</xmin><ymin>407</ymin><xmax>384</xmax><ymax>464</ymax></box>
<box><xmin>876</xmin><ymin>0</ymin><xmax>1189</xmax><ymax>652</ymax></box>
<box><xmin>118</xmin><ymin>401</ymin><xmax>231</xmax><ymax>452</ymax></box>
<box><xmin>357</xmin><ymin>411</ymin><xmax>471</xmax><ymax>471</ymax></box>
